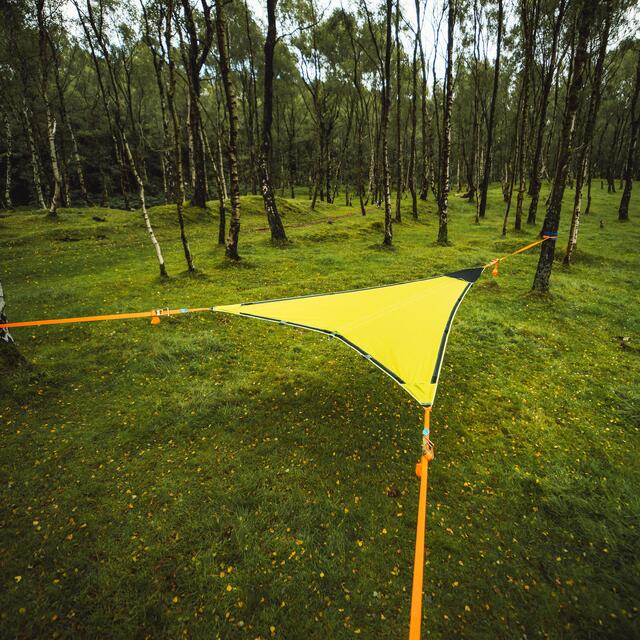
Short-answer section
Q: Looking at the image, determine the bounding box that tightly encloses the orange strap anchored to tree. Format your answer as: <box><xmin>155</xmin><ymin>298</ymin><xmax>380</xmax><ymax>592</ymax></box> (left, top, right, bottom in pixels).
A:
<box><xmin>0</xmin><ymin>307</ymin><xmax>213</xmax><ymax>330</ymax></box>
<box><xmin>483</xmin><ymin>234</ymin><xmax>557</xmax><ymax>273</ymax></box>
<box><xmin>409</xmin><ymin>407</ymin><xmax>435</xmax><ymax>640</ymax></box>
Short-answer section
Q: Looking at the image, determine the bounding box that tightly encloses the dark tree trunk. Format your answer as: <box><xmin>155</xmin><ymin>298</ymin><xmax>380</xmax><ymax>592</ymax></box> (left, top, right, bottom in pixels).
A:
<box><xmin>527</xmin><ymin>1</ymin><xmax>567</xmax><ymax>225</ymax></box>
<box><xmin>478</xmin><ymin>0</ymin><xmax>503</xmax><ymax>219</ymax></box>
<box><xmin>438</xmin><ymin>0</ymin><xmax>455</xmax><ymax>245</ymax></box>
<box><xmin>165</xmin><ymin>0</ymin><xmax>195</xmax><ymax>271</ymax></box>
<box><xmin>533</xmin><ymin>0</ymin><xmax>595</xmax><ymax>292</ymax></box>
<box><xmin>48</xmin><ymin>27</ymin><xmax>89</xmax><ymax>206</ymax></box>
<box><xmin>213</xmin><ymin>0</ymin><xmax>241</xmax><ymax>259</ymax></box>
<box><xmin>584</xmin><ymin>162</ymin><xmax>592</xmax><ymax>216</ymax></box>
<box><xmin>394</xmin><ymin>0</ymin><xmax>402</xmax><ymax>223</ymax></box>
<box><xmin>502</xmin><ymin>84</ymin><xmax>524</xmax><ymax>236</ymax></box>
<box><xmin>180</xmin><ymin>0</ymin><xmax>214</xmax><ymax>209</ymax></box>
<box><xmin>243</xmin><ymin>0</ymin><xmax>260</xmax><ymax>195</ymax></box>
<box><xmin>142</xmin><ymin>3</ymin><xmax>173</xmax><ymax>204</ymax></box>
<box><xmin>416</xmin><ymin>0</ymin><xmax>429</xmax><ymax>200</ymax></box>
<box><xmin>261</xmin><ymin>0</ymin><xmax>287</xmax><ymax>243</ymax></box>
<box><xmin>2</xmin><ymin>111</ymin><xmax>12</xmax><ymax>208</ymax></box>
<box><xmin>364</xmin><ymin>0</ymin><xmax>393</xmax><ymax>243</ymax></box>
<box><xmin>514</xmin><ymin>0</ymin><xmax>538</xmax><ymax>232</ymax></box>
<box><xmin>203</xmin><ymin>130</ymin><xmax>227</xmax><ymax>245</ymax></box>
<box><xmin>409</xmin><ymin>26</ymin><xmax>418</xmax><ymax>219</ymax></box>
<box><xmin>564</xmin><ymin>1</ymin><xmax>612</xmax><ymax>263</ymax></box>
<box><xmin>381</xmin><ymin>0</ymin><xmax>393</xmax><ymax>245</ymax></box>
<box><xmin>618</xmin><ymin>49</ymin><xmax>640</xmax><ymax>222</ymax></box>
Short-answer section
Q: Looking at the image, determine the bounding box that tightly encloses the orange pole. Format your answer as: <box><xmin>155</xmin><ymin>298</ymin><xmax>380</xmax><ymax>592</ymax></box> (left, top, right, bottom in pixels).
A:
<box><xmin>409</xmin><ymin>407</ymin><xmax>434</xmax><ymax>640</ymax></box>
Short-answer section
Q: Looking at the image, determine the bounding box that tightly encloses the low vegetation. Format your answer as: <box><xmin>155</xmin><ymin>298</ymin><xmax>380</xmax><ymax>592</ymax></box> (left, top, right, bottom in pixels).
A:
<box><xmin>1</xmin><ymin>185</ymin><xmax>638</xmax><ymax>638</ymax></box>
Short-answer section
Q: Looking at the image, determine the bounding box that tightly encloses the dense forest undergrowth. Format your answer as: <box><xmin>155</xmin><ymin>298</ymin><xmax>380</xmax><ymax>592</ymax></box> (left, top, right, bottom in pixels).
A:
<box><xmin>1</xmin><ymin>185</ymin><xmax>639</xmax><ymax>639</ymax></box>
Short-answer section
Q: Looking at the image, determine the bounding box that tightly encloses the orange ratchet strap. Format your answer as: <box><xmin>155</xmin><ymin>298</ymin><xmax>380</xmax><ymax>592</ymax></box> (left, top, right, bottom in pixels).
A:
<box><xmin>409</xmin><ymin>406</ymin><xmax>435</xmax><ymax>640</ymax></box>
<box><xmin>484</xmin><ymin>234</ymin><xmax>557</xmax><ymax>277</ymax></box>
<box><xmin>0</xmin><ymin>307</ymin><xmax>212</xmax><ymax>329</ymax></box>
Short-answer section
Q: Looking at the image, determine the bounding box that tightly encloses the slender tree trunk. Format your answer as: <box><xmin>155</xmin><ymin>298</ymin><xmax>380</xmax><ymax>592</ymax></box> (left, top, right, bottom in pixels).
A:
<box><xmin>514</xmin><ymin>0</ymin><xmax>537</xmax><ymax>231</ymax></box>
<box><xmin>409</xmin><ymin>30</ymin><xmax>418</xmax><ymax>219</ymax></box>
<box><xmin>215</xmin><ymin>96</ymin><xmax>228</xmax><ymax>202</ymax></box>
<box><xmin>214</xmin><ymin>0</ymin><xmax>241</xmax><ymax>259</ymax></box>
<box><xmin>165</xmin><ymin>1</ymin><xmax>195</xmax><ymax>271</ymax></box>
<box><xmin>142</xmin><ymin>5</ymin><xmax>173</xmax><ymax>204</ymax></box>
<box><xmin>2</xmin><ymin>111</ymin><xmax>12</xmax><ymax>208</ymax></box>
<box><xmin>618</xmin><ymin>49</ymin><xmax>640</xmax><ymax>222</ymax></box>
<box><xmin>417</xmin><ymin>0</ymin><xmax>429</xmax><ymax>200</ymax></box>
<box><xmin>0</xmin><ymin>280</ymin><xmax>24</xmax><ymax>368</ymax></box>
<box><xmin>180</xmin><ymin>0</ymin><xmax>214</xmax><ymax>209</ymax></box>
<box><xmin>243</xmin><ymin>0</ymin><xmax>260</xmax><ymax>195</ymax></box>
<box><xmin>477</xmin><ymin>0</ymin><xmax>501</xmax><ymax>220</ymax></box>
<box><xmin>186</xmin><ymin>95</ymin><xmax>197</xmax><ymax>190</ymax></box>
<box><xmin>564</xmin><ymin>2</ymin><xmax>612</xmax><ymax>263</ymax></box>
<box><xmin>394</xmin><ymin>0</ymin><xmax>402</xmax><ymax>223</ymax></box>
<box><xmin>190</xmin><ymin>95</ymin><xmax>209</xmax><ymax>206</ymax></box>
<box><xmin>533</xmin><ymin>0</ymin><xmax>595</xmax><ymax>292</ymax></box>
<box><xmin>48</xmin><ymin>29</ymin><xmax>89</xmax><ymax>205</ymax></box>
<box><xmin>438</xmin><ymin>0</ymin><xmax>455</xmax><ymax>245</ymax></box>
<box><xmin>37</xmin><ymin>0</ymin><xmax>61</xmax><ymax>217</ymax></box>
<box><xmin>22</xmin><ymin>100</ymin><xmax>46</xmax><ymax>210</ymax></box>
<box><xmin>367</xmin><ymin>116</ymin><xmax>376</xmax><ymax>204</ymax></box>
<box><xmin>203</xmin><ymin>130</ymin><xmax>226</xmax><ymax>244</ymax></box>
<box><xmin>527</xmin><ymin>1</ymin><xmax>567</xmax><ymax>224</ymax></box>
<box><xmin>357</xmin><ymin>110</ymin><xmax>367</xmax><ymax>215</ymax></box>
<box><xmin>261</xmin><ymin>0</ymin><xmax>287</xmax><ymax>243</ymax></box>
<box><xmin>381</xmin><ymin>0</ymin><xmax>394</xmax><ymax>246</ymax></box>
<box><xmin>584</xmin><ymin>161</ymin><xmax>592</xmax><ymax>215</ymax></box>
<box><xmin>78</xmin><ymin>0</ymin><xmax>166</xmax><ymax>276</ymax></box>
<box><xmin>325</xmin><ymin>130</ymin><xmax>332</xmax><ymax>204</ymax></box>
<box><xmin>122</xmin><ymin>134</ymin><xmax>168</xmax><ymax>276</ymax></box>
<box><xmin>501</xmin><ymin>94</ymin><xmax>522</xmax><ymax>237</ymax></box>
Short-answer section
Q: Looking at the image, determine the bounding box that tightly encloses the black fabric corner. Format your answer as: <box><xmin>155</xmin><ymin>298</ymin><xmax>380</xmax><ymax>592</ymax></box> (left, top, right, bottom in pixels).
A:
<box><xmin>445</xmin><ymin>267</ymin><xmax>484</xmax><ymax>283</ymax></box>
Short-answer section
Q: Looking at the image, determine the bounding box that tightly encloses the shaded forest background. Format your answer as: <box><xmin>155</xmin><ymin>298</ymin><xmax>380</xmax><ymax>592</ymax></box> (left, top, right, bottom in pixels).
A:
<box><xmin>0</xmin><ymin>0</ymin><xmax>639</xmax><ymax>287</ymax></box>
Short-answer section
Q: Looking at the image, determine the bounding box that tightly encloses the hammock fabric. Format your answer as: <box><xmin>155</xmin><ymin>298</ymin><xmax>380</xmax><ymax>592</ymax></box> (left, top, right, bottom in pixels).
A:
<box><xmin>214</xmin><ymin>267</ymin><xmax>483</xmax><ymax>407</ymax></box>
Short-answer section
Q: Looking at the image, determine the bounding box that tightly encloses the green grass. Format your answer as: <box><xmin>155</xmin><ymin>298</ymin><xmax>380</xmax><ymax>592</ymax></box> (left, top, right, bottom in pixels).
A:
<box><xmin>0</xmin><ymin>184</ymin><xmax>639</xmax><ymax>639</ymax></box>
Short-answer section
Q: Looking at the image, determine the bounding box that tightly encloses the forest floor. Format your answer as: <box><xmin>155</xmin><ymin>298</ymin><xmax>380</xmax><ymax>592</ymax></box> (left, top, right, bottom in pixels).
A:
<box><xmin>1</xmin><ymin>184</ymin><xmax>639</xmax><ymax>639</ymax></box>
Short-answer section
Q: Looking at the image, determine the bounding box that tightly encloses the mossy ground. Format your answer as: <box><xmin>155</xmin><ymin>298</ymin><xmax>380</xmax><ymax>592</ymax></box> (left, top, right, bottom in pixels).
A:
<box><xmin>1</xmin><ymin>184</ymin><xmax>639</xmax><ymax>639</ymax></box>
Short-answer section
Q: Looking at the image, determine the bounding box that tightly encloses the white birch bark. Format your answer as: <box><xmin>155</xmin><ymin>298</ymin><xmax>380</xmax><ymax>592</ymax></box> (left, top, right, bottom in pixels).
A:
<box><xmin>22</xmin><ymin>100</ymin><xmax>46</xmax><ymax>210</ymax></box>
<box><xmin>122</xmin><ymin>134</ymin><xmax>168</xmax><ymax>277</ymax></box>
<box><xmin>0</xmin><ymin>280</ymin><xmax>14</xmax><ymax>345</ymax></box>
<box><xmin>2</xmin><ymin>111</ymin><xmax>12</xmax><ymax>208</ymax></box>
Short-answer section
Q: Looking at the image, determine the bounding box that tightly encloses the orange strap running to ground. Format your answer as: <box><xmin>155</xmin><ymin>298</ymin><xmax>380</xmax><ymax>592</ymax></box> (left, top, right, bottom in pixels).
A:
<box><xmin>409</xmin><ymin>407</ymin><xmax>434</xmax><ymax>640</ymax></box>
<box><xmin>409</xmin><ymin>453</ymin><xmax>430</xmax><ymax>640</ymax></box>
<box><xmin>0</xmin><ymin>307</ymin><xmax>212</xmax><ymax>329</ymax></box>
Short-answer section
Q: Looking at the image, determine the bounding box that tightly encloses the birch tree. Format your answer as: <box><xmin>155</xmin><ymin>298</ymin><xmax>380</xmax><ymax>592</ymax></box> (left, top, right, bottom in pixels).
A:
<box><xmin>437</xmin><ymin>0</ymin><xmax>455</xmax><ymax>245</ymax></box>
<box><xmin>618</xmin><ymin>47</ymin><xmax>640</xmax><ymax>222</ymax></box>
<box><xmin>213</xmin><ymin>0</ymin><xmax>241</xmax><ymax>259</ymax></box>
<box><xmin>0</xmin><ymin>281</ymin><xmax>24</xmax><ymax>367</ymax></box>
<box><xmin>478</xmin><ymin>0</ymin><xmax>502</xmax><ymax>219</ymax></box>
<box><xmin>75</xmin><ymin>0</ymin><xmax>168</xmax><ymax>277</ymax></box>
<box><xmin>532</xmin><ymin>0</ymin><xmax>597</xmax><ymax>292</ymax></box>
<box><xmin>37</xmin><ymin>0</ymin><xmax>62</xmax><ymax>217</ymax></box>
<box><xmin>260</xmin><ymin>0</ymin><xmax>288</xmax><ymax>243</ymax></box>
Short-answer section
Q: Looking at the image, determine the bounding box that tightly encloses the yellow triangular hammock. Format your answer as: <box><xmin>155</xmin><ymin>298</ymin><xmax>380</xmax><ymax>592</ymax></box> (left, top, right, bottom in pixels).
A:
<box><xmin>214</xmin><ymin>266</ymin><xmax>483</xmax><ymax>407</ymax></box>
